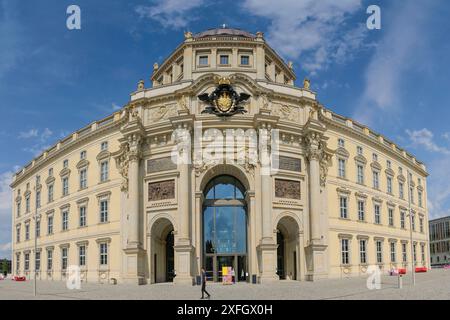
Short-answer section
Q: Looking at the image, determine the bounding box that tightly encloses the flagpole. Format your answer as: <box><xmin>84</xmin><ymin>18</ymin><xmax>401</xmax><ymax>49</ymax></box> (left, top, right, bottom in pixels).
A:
<box><xmin>407</xmin><ymin>171</ymin><xmax>416</xmax><ymax>286</ymax></box>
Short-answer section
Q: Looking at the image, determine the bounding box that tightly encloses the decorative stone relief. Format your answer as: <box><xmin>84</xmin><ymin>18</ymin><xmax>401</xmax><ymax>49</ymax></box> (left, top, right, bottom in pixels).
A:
<box><xmin>147</xmin><ymin>157</ymin><xmax>177</xmax><ymax>173</ymax></box>
<box><xmin>272</xmin><ymin>103</ymin><xmax>300</xmax><ymax>122</ymax></box>
<box><xmin>275</xmin><ymin>179</ymin><xmax>301</xmax><ymax>200</ymax></box>
<box><xmin>148</xmin><ymin>180</ymin><xmax>175</xmax><ymax>201</ymax></box>
<box><xmin>148</xmin><ymin>104</ymin><xmax>178</xmax><ymax>122</ymax></box>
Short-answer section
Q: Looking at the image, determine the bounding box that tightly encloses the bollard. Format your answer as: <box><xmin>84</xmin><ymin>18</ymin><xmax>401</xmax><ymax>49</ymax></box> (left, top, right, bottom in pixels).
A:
<box><xmin>398</xmin><ymin>274</ymin><xmax>402</xmax><ymax>289</ymax></box>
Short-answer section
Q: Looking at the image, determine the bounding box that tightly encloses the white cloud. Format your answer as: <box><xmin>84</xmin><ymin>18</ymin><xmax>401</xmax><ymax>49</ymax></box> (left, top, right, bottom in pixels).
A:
<box><xmin>406</xmin><ymin>128</ymin><xmax>450</xmax><ymax>155</ymax></box>
<box><xmin>353</xmin><ymin>2</ymin><xmax>434</xmax><ymax>125</ymax></box>
<box><xmin>242</xmin><ymin>0</ymin><xmax>366</xmax><ymax>74</ymax></box>
<box><xmin>112</xmin><ymin>103</ymin><xmax>121</xmax><ymax>111</ymax></box>
<box><xmin>135</xmin><ymin>0</ymin><xmax>205</xmax><ymax>29</ymax></box>
<box><xmin>443</xmin><ymin>132</ymin><xmax>450</xmax><ymax>141</ymax></box>
<box><xmin>18</xmin><ymin>129</ymin><xmax>38</xmax><ymax>139</ymax></box>
<box><xmin>427</xmin><ymin>157</ymin><xmax>450</xmax><ymax>219</ymax></box>
<box><xmin>0</xmin><ymin>242</ymin><xmax>11</xmax><ymax>252</ymax></box>
<box><xmin>0</xmin><ymin>171</ymin><xmax>12</xmax><ymax>212</ymax></box>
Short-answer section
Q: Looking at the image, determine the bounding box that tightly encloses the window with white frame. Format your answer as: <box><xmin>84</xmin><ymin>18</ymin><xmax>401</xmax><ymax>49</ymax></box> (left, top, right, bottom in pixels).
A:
<box><xmin>79</xmin><ymin>206</ymin><xmax>87</xmax><ymax>227</ymax></box>
<box><xmin>16</xmin><ymin>202</ymin><xmax>21</xmax><ymax>217</ymax></box>
<box><xmin>100</xmin><ymin>161</ymin><xmax>109</xmax><ymax>182</ymax></box>
<box><xmin>402</xmin><ymin>243</ymin><xmax>407</xmax><ymax>262</ymax></box>
<box><xmin>48</xmin><ymin>168</ymin><xmax>53</xmax><ymax>176</ymax></box>
<box><xmin>410</xmin><ymin>187</ymin><xmax>414</xmax><ymax>204</ymax></box>
<box><xmin>47</xmin><ymin>250</ymin><xmax>53</xmax><ymax>270</ymax></box>
<box><xmin>359</xmin><ymin>239</ymin><xmax>367</xmax><ymax>264</ymax></box>
<box><xmin>338</xmin><ymin>159</ymin><xmax>346</xmax><ymax>178</ymax></box>
<box><xmin>80</xmin><ymin>150</ymin><xmax>87</xmax><ymax>160</ymax></box>
<box><xmin>387</xmin><ymin>176</ymin><xmax>393</xmax><ymax>194</ymax></box>
<box><xmin>419</xmin><ymin>217</ymin><xmax>424</xmax><ymax>233</ymax></box>
<box><xmin>412</xmin><ymin>215</ymin><xmax>415</xmax><ymax>231</ymax></box>
<box><xmin>358</xmin><ymin>200</ymin><xmax>365</xmax><ymax>221</ymax></box>
<box><xmin>340</xmin><ymin>197</ymin><xmax>348</xmax><ymax>219</ymax></box>
<box><xmin>36</xmin><ymin>220</ymin><xmax>40</xmax><ymax>238</ymax></box>
<box><xmin>357</xmin><ymin>146</ymin><xmax>363</xmax><ymax>155</ymax></box>
<box><xmin>62</xmin><ymin>177</ymin><xmax>69</xmax><ymax>196</ymax></box>
<box><xmin>341</xmin><ymin>238</ymin><xmax>350</xmax><ymax>265</ymax></box>
<box><xmin>16</xmin><ymin>225</ymin><xmax>21</xmax><ymax>242</ymax></box>
<box><xmin>338</xmin><ymin>138</ymin><xmax>345</xmax><ymax>148</ymax></box>
<box><xmin>386</xmin><ymin>160</ymin><xmax>391</xmax><ymax>169</ymax></box>
<box><xmin>376</xmin><ymin>241</ymin><xmax>383</xmax><ymax>263</ymax></box>
<box><xmin>101</xmin><ymin>141</ymin><xmax>108</xmax><ymax>151</ymax></box>
<box><xmin>400</xmin><ymin>211</ymin><xmax>406</xmax><ymax>229</ymax></box>
<box><xmin>399</xmin><ymin>182</ymin><xmax>404</xmax><ymax>199</ymax></box>
<box><xmin>421</xmin><ymin>244</ymin><xmax>425</xmax><ymax>262</ymax></box>
<box><xmin>357</xmin><ymin>165</ymin><xmax>364</xmax><ymax>184</ymax></box>
<box><xmin>100</xmin><ymin>243</ymin><xmax>108</xmax><ymax>265</ymax></box>
<box><xmin>63</xmin><ymin>159</ymin><xmax>69</xmax><ymax>168</ymax></box>
<box><xmin>16</xmin><ymin>253</ymin><xmax>20</xmax><ymax>272</ymax></box>
<box><xmin>388</xmin><ymin>208</ymin><xmax>394</xmax><ymax>226</ymax></box>
<box><xmin>418</xmin><ymin>191</ymin><xmax>423</xmax><ymax>207</ymax></box>
<box><xmin>219</xmin><ymin>55</ymin><xmax>229</xmax><ymax>65</ymax></box>
<box><xmin>61</xmin><ymin>247</ymin><xmax>68</xmax><ymax>270</ymax></box>
<box><xmin>47</xmin><ymin>216</ymin><xmax>53</xmax><ymax>235</ymax></box>
<box><xmin>240</xmin><ymin>55</ymin><xmax>249</xmax><ymax>65</ymax></box>
<box><xmin>80</xmin><ymin>168</ymin><xmax>87</xmax><ymax>189</ymax></box>
<box><xmin>373</xmin><ymin>171</ymin><xmax>379</xmax><ymax>189</ymax></box>
<box><xmin>25</xmin><ymin>224</ymin><xmax>30</xmax><ymax>240</ymax></box>
<box><xmin>79</xmin><ymin>245</ymin><xmax>86</xmax><ymax>266</ymax></box>
<box><xmin>372</xmin><ymin>153</ymin><xmax>378</xmax><ymax>162</ymax></box>
<box><xmin>390</xmin><ymin>242</ymin><xmax>396</xmax><ymax>262</ymax></box>
<box><xmin>374</xmin><ymin>204</ymin><xmax>381</xmax><ymax>224</ymax></box>
<box><xmin>36</xmin><ymin>191</ymin><xmax>41</xmax><ymax>208</ymax></box>
<box><xmin>35</xmin><ymin>251</ymin><xmax>41</xmax><ymax>271</ymax></box>
<box><xmin>25</xmin><ymin>195</ymin><xmax>30</xmax><ymax>213</ymax></box>
<box><xmin>398</xmin><ymin>167</ymin><xmax>403</xmax><ymax>175</ymax></box>
<box><xmin>413</xmin><ymin>244</ymin><xmax>417</xmax><ymax>262</ymax></box>
<box><xmin>62</xmin><ymin>211</ymin><xmax>69</xmax><ymax>231</ymax></box>
<box><xmin>198</xmin><ymin>55</ymin><xmax>208</xmax><ymax>66</ymax></box>
<box><xmin>24</xmin><ymin>253</ymin><xmax>30</xmax><ymax>271</ymax></box>
<box><xmin>100</xmin><ymin>200</ymin><xmax>108</xmax><ymax>223</ymax></box>
<box><xmin>48</xmin><ymin>184</ymin><xmax>54</xmax><ymax>203</ymax></box>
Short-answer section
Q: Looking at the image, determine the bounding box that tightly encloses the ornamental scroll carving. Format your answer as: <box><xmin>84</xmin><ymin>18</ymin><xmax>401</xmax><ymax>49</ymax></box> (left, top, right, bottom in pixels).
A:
<box><xmin>304</xmin><ymin>132</ymin><xmax>334</xmax><ymax>187</ymax></box>
<box><xmin>113</xmin><ymin>133</ymin><xmax>143</xmax><ymax>194</ymax></box>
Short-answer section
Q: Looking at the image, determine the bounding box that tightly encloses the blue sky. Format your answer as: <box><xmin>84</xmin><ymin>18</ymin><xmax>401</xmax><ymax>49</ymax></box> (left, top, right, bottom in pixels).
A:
<box><xmin>1</xmin><ymin>0</ymin><xmax>450</xmax><ymax>259</ymax></box>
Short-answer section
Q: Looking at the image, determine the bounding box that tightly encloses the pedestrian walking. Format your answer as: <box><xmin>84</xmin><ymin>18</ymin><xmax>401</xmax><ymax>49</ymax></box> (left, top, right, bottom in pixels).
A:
<box><xmin>200</xmin><ymin>268</ymin><xmax>211</xmax><ymax>299</ymax></box>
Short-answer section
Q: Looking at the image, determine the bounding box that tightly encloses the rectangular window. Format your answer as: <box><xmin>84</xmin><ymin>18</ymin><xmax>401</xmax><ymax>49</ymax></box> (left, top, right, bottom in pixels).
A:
<box><xmin>101</xmin><ymin>141</ymin><xmax>108</xmax><ymax>151</ymax></box>
<box><xmin>372</xmin><ymin>153</ymin><xmax>378</xmax><ymax>162</ymax></box>
<box><xmin>376</xmin><ymin>241</ymin><xmax>383</xmax><ymax>263</ymax></box>
<box><xmin>62</xmin><ymin>211</ymin><xmax>69</xmax><ymax>231</ymax></box>
<box><xmin>61</xmin><ymin>248</ymin><xmax>68</xmax><ymax>270</ymax></box>
<box><xmin>62</xmin><ymin>177</ymin><xmax>69</xmax><ymax>196</ymax></box>
<box><xmin>47</xmin><ymin>216</ymin><xmax>53</xmax><ymax>235</ymax></box>
<box><xmin>402</xmin><ymin>243</ymin><xmax>407</xmax><ymax>262</ymax></box>
<box><xmin>390</xmin><ymin>242</ymin><xmax>396</xmax><ymax>263</ymax></box>
<box><xmin>63</xmin><ymin>159</ymin><xmax>69</xmax><ymax>168</ymax></box>
<box><xmin>338</xmin><ymin>138</ymin><xmax>345</xmax><ymax>148</ymax></box>
<box><xmin>357</xmin><ymin>146</ymin><xmax>363</xmax><ymax>155</ymax></box>
<box><xmin>358</xmin><ymin>201</ymin><xmax>365</xmax><ymax>221</ymax></box>
<box><xmin>100</xmin><ymin>243</ymin><xmax>108</xmax><ymax>265</ymax></box>
<box><xmin>79</xmin><ymin>206</ymin><xmax>87</xmax><ymax>227</ymax></box>
<box><xmin>17</xmin><ymin>202</ymin><xmax>21</xmax><ymax>217</ymax></box>
<box><xmin>25</xmin><ymin>224</ymin><xmax>30</xmax><ymax>240</ymax></box>
<box><xmin>387</xmin><ymin>160</ymin><xmax>391</xmax><ymax>169</ymax></box>
<box><xmin>79</xmin><ymin>245</ymin><xmax>86</xmax><ymax>266</ymax></box>
<box><xmin>240</xmin><ymin>55</ymin><xmax>249</xmax><ymax>65</ymax></box>
<box><xmin>357</xmin><ymin>165</ymin><xmax>364</xmax><ymax>184</ymax></box>
<box><xmin>420</xmin><ymin>218</ymin><xmax>424</xmax><ymax>233</ymax></box>
<box><xmin>80</xmin><ymin>150</ymin><xmax>87</xmax><ymax>160</ymax></box>
<box><xmin>373</xmin><ymin>171</ymin><xmax>379</xmax><ymax>189</ymax></box>
<box><xmin>421</xmin><ymin>244</ymin><xmax>425</xmax><ymax>262</ymax></box>
<box><xmin>340</xmin><ymin>197</ymin><xmax>348</xmax><ymax>219</ymax></box>
<box><xmin>399</xmin><ymin>182</ymin><xmax>404</xmax><ymax>199</ymax></box>
<box><xmin>24</xmin><ymin>253</ymin><xmax>30</xmax><ymax>271</ymax></box>
<box><xmin>374</xmin><ymin>204</ymin><xmax>381</xmax><ymax>224</ymax></box>
<box><xmin>418</xmin><ymin>191</ymin><xmax>423</xmax><ymax>207</ymax></box>
<box><xmin>399</xmin><ymin>167</ymin><xmax>403</xmax><ymax>175</ymax></box>
<box><xmin>48</xmin><ymin>168</ymin><xmax>53</xmax><ymax>176</ymax></box>
<box><xmin>387</xmin><ymin>177</ymin><xmax>392</xmax><ymax>194</ymax></box>
<box><xmin>100</xmin><ymin>200</ymin><xmax>108</xmax><ymax>223</ymax></box>
<box><xmin>341</xmin><ymin>239</ymin><xmax>349</xmax><ymax>265</ymax></box>
<box><xmin>16</xmin><ymin>227</ymin><xmax>20</xmax><ymax>242</ymax></box>
<box><xmin>35</xmin><ymin>251</ymin><xmax>41</xmax><ymax>271</ymax></box>
<box><xmin>36</xmin><ymin>191</ymin><xmax>41</xmax><ymax>208</ymax></box>
<box><xmin>219</xmin><ymin>55</ymin><xmax>229</xmax><ymax>65</ymax></box>
<box><xmin>80</xmin><ymin>169</ymin><xmax>87</xmax><ymax>189</ymax></box>
<box><xmin>338</xmin><ymin>159</ymin><xmax>346</xmax><ymax>178</ymax></box>
<box><xmin>47</xmin><ymin>250</ymin><xmax>53</xmax><ymax>270</ymax></box>
<box><xmin>199</xmin><ymin>56</ymin><xmax>208</xmax><ymax>66</ymax></box>
<box><xmin>413</xmin><ymin>244</ymin><xmax>417</xmax><ymax>262</ymax></box>
<box><xmin>410</xmin><ymin>187</ymin><xmax>414</xmax><ymax>204</ymax></box>
<box><xmin>388</xmin><ymin>208</ymin><xmax>394</xmax><ymax>226</ymax></box>
<box><xmin>100</xmin><ymin>161</ymin><xmax>109</xmax><ymax>182</ymax></box>
<box><xmin>25</xmin><ymin>195</ymin><xmax>30</xmax><ymax>213</ymax></box>
<box><xmin>412</xmin><ymin>215</ymin><xmax>415</xmax><ymax>231</ymax></box>
<box><xmin>48</xmin><ymin>184</ymin><xmax>54</xmax><ymax>203</ymax></box>
<box><xmin>16</xmin><ymin>253</ymin><xmax>20</xmax><ymax>272</ymax></box>
<box><xmin>36</xmin><ymin>220</ymin><xmax>40</xmax><ymax>238</ymax></box>
<box><xmin>359</xmin><ymin>240</ymin><xmax>367</xmax><ymax>264</ymax></box>
<box><xmin>400</xmin><ymin>211</ymin><xmax>406</xmax><ymax>229</ymax></box>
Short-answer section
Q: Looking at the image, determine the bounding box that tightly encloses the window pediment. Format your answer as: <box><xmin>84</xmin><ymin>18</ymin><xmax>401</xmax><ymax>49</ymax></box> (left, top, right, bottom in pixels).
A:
<box><xmin>397</xmin><ymin>174</ymin><xmax>406</xmax><ymax>182</ymax></box>
<box><xmin>15</xmin><ymin>195</ymin><xmax>22</xmax><ymax>203</ymax></box>
<box><xmin>355</xmin><ymin>192</ymin><xmax>368</xmax><ymax>199</ymax></box>
<box><xmin>336</xmin><ymin>147</ymin><xmax>350</xmax><ymax>159</ymax></box>
<box><xmin>46</xmin><ymin>176</ymin><xmax>55</xmax><ymax>185</ymax></box>
<box><xmin>370</xmin><ymin>161</ymin><xmax>382</xmax><ymax>171</ymax></box>
<box><xmin>59</xmin><ymin>167</ymin><xmax>71</xmax><ymax>177</ymax></box>
<box><xmin>96</xmin><ymin>150</ymin><xmax>111</xmax><ymax>161</ymax></box>
<box><xmin>354</xmin><ymin>154</ymin><xmax>367</xmax><ymax>165</ymax></box>
<box><xmin>417</xmin><ymin>185</ymin><xmax>424</xmax><ymax>191</ymax></box>
<box><xmin>76</xmin><ymin>159</ymin><xmax>90</xmax><ymax>169</ymax></box>
<box><xmin>336</xmin><ymin>187</ymin><xmax>351</xmax><ymax>196</ymax></box>
<box><xmin>386</xmin><ymin>201</ymin><xmax>396</xmax><ymax>208</ymax></box>
<box><xmin>372</xmin><ymin>196</ymin><xmax>383</xmax><ymax>203</ymax></box>
<box><xmin>24</xmin><ymin>190</ymin><xmax>31</xmax><ymax>197</ymax></box>
<box><xmin>385</xmin><ymin>168</ymin><xmax>395</xmax><ymax>177</ymax></box>
<box><xmin>357</xmin><ymin>235</ymin><xmax>369</xmax><ymax>240</ymax></box>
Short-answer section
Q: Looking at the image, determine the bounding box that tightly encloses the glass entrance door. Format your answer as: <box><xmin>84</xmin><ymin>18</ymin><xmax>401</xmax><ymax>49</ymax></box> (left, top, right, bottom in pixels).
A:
<box><xmin>217</xmin><ymin>256</ymin><xmax>234</xmax><ymax>282</ymax></box>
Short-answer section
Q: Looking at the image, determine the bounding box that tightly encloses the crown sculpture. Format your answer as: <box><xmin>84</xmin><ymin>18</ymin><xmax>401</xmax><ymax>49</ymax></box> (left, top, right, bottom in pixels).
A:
<box><xmin>198</xmin><ymin>77</ymin><xmax>250</xmax><ymax>117</ymax></box>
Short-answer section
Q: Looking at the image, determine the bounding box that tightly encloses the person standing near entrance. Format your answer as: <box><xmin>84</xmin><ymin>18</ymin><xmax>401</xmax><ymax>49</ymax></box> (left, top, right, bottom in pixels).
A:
<box><xmin>200</xmin><ymin>268</ymin><xmax>211</xmax><ymax>299</ymax></box>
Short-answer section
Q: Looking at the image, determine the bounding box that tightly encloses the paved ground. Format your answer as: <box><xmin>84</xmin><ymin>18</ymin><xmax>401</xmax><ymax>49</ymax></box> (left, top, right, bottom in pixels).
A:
<box><xmin>0</xmin><ymin>269</ymin><xmax>449</xmax><ymax>300</ymax></box>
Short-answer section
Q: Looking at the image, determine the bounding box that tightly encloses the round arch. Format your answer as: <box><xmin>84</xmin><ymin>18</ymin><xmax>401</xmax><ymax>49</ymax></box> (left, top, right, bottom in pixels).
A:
<box><xmin>198</xmin><ymin>164</ymin><xmax>252</xmax><ymax>193</ymax></box>
<box><xmin>149</xmin><ymin>216</ymin><xmax>175</xmax><ymax>284</ymax></box>
<box><xmin>276</xmin><ymin>214</ymin><xmax>301</xmax><ymax>281</ymax></box>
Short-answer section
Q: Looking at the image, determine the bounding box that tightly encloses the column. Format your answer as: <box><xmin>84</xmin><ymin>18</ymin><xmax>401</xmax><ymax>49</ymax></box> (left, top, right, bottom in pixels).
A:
<box><xmin>127</xmin><ymin>134</ymin><xmax>141</xmax><ymax>247</ymax></box>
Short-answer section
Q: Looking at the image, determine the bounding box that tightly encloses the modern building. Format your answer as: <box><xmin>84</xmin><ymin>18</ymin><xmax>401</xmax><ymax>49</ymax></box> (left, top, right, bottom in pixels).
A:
<box><xmin>429</xmin><ymin>216</ymin><xmax>450</xmax><ymax>266</ymax></box>
<box><xmin>10</xmin><ymin>27</ymin><xmax>430</xmax><ymax>285</ymax></box>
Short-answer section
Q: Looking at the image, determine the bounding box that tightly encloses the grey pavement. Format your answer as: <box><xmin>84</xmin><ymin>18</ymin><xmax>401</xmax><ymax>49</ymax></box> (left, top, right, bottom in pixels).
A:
<box><xmin>0</xmin><ymin>269</ymin><xmax>449</xmax><ymax>300</ymax></box>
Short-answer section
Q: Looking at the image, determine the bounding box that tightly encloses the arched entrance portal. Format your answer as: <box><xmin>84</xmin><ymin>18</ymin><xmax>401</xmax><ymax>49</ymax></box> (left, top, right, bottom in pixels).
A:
<box><xmin>276</xmin><ymin>216</ymin><xmax>300</xmax><ymax>280</ymax></box>
<box><xmin>150</xmin><ymin>218</ymin><xmax>174</xmax><ymax>283</ymax></box>
<box><xmin>202</xmin><ymin>175</ymin><xmax>248</xmax><ymax>282</ymax></box>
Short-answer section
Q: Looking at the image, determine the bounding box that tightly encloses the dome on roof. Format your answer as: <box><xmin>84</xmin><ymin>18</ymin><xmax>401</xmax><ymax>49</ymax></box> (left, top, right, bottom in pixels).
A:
<box><xmin>193</xmin><ymin>27</ymin><xmax>255</xmax><ymax>39</ymax></box>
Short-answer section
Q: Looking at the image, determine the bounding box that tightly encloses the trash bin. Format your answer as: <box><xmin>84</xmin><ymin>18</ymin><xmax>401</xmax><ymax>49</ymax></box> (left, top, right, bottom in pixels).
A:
<box><xmin>252</xmin><ymin>274</ymin><xmax>257</xmax><ymax>284</ymax></box>
<box><xmin>196</xmin><ymin>275</ymin><xmax>201</xmax><ymax>286</ymax></box>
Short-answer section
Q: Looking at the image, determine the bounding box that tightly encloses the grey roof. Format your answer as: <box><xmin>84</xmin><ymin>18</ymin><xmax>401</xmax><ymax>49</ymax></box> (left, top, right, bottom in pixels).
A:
<box><xmin>193</xmin><ymin>28</ymin><xmax>255</xmax><ymax>39</ymax></box>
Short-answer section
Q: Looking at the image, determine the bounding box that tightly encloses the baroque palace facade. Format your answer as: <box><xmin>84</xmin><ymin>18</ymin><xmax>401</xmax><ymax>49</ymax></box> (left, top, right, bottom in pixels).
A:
<box><xmin>11</xmin><ymin>28</ymin><xmax>430</xmax><ymax>285</ymax></box>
